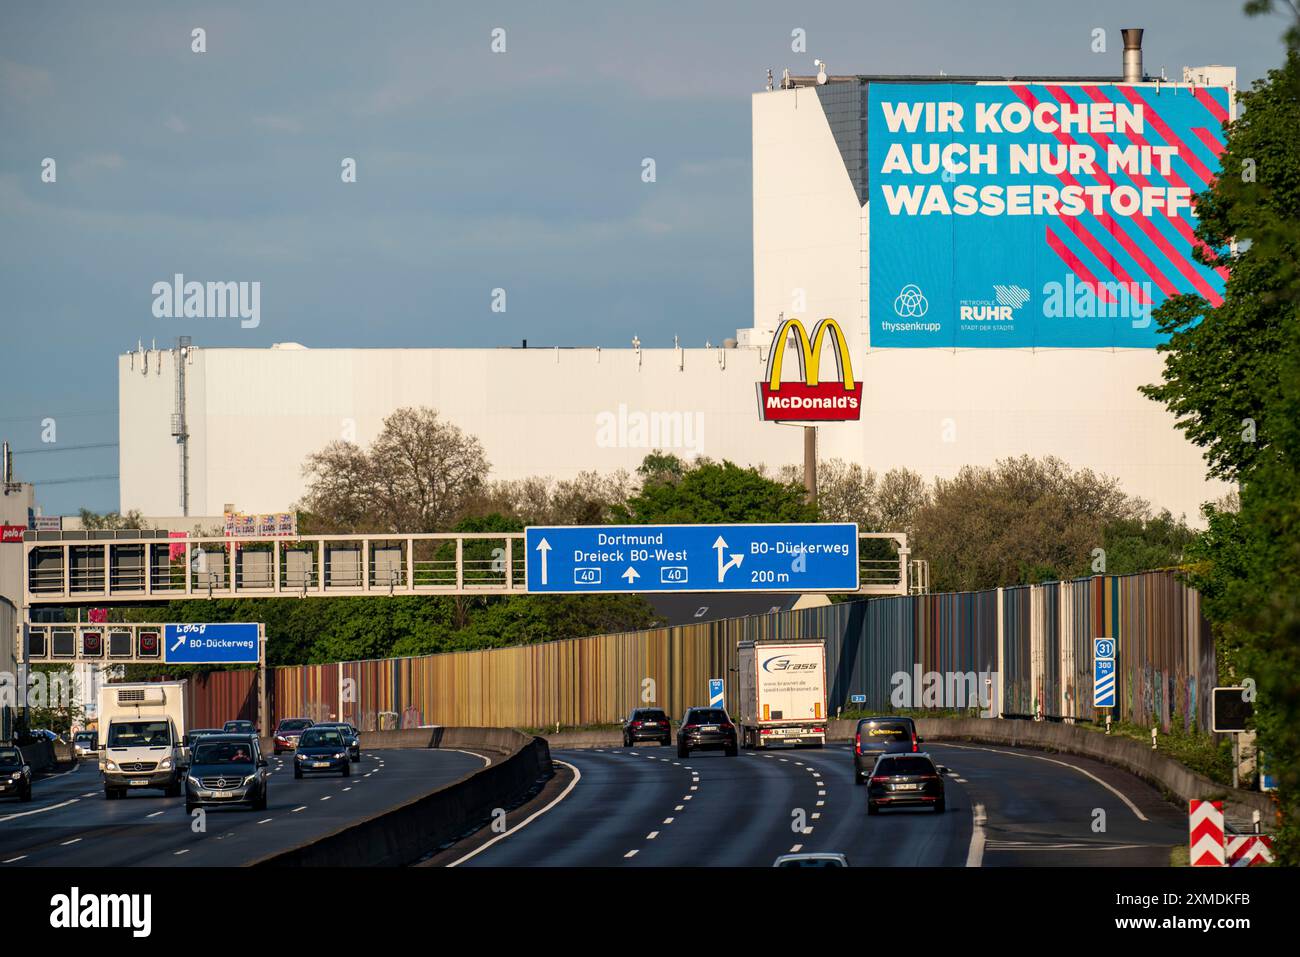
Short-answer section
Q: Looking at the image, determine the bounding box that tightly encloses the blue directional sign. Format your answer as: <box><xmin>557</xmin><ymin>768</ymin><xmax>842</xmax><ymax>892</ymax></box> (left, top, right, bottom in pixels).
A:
<box><xmin>850</xmin><ymin>694</ymin><xmax>867</xmax><ymax>705</ymax></box>
<box><xmin>709</xmin><ymin>678</ymin><xmax>725</xmax><ymax>708</ymax></box>
<box><xmin>524</xmin><ymin>523</ymin><xmax>859</xmax><ymax>593</ymax></box>
<box><xmin>164</xmin><ymin>623</ymin><xmax>260</xmax><ymax>664</ymax></box>
<box><xmin>1093</xmin><ymin>637</ymin><xmax>1116</xmax><ymax>708</ymax></box>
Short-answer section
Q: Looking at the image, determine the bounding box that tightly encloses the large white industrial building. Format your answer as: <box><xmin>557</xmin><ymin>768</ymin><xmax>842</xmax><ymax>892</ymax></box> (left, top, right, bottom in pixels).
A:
<box><xmin>118</xmin><ymin>37</ymin><xmax>1235</xmax><ymax>523</ymax></box>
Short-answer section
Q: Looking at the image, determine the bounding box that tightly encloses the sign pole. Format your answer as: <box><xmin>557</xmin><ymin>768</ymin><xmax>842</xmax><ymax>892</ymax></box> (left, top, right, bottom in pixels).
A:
<box><xmin>258</xmin><ymin>624</ymin><xmax>268</xmax><ymax>738</ymax></box>
<box><xmin>803</xmin><ymin>426</ymin><xmax>817</xmax><ymax>505</ymax></box>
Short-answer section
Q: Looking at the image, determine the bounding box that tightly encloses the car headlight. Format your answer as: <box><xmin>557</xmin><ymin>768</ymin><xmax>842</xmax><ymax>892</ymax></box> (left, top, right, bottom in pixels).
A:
<box><xmin>159</xmin><ymin>757</ymin><xmax>173</xmax><ymax>770</ymax></box>
<box><xmin>9</xmin><ymin>771</ymin><xmax>21</xmax><ymax>781</ymax></box>
<box><xmin>243</xmin><ymin>774</ymin><xmax>257</xmax><ymax>786</ymax></box>
<box><xmin>104</xmin><ymin>760</ymin><xmax>118</xmax><ymax>771</ymax></box>
<box><xmin>296</xmin><ymin>752</ymin><xmax>307</xmax><ymax>760</ymax></box>
<box><xmin>334</xmin><ymin>752</ymin><xmax>346</xmax><ymax>760</ymax></box>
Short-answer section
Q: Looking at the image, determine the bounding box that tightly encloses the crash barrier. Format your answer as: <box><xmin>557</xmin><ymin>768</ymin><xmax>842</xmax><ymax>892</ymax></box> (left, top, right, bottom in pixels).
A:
<box><xmin>250</xmin><ymin>727</ymin><xmax>551</xmax><ymax>867</ymax></box>
<box><xmin>254</xmin><ymin>570</ymin><xmax>1211</xmax><ymax>734</ymax></box>
<box><xmin>19</xmin><ymin>739</ymin><xmax>56</xmax><ymax>771</ymax></box>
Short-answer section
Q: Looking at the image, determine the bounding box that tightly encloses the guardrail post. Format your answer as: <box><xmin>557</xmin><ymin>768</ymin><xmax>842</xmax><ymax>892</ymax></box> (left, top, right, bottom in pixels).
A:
<box><xmin>506</xmin><ymin>537</ymin><xmax>514</xmax><ymax>590</ymax></box>
<box><xmin>456</xmin><ymin>537</ymin><xmax>464</xmax><ymax>591</ymax></box>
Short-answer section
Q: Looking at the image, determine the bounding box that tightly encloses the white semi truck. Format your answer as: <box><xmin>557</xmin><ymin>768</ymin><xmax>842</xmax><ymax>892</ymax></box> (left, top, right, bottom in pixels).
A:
<box><xmin>98</xmin><ymin>680</ymin><xmax>189</xmax><ymax>799</ymax></box>
<box><xmin>736</xmin><ymin>639</ymin><xmax>828</xmax><ymax>749</ymax></box>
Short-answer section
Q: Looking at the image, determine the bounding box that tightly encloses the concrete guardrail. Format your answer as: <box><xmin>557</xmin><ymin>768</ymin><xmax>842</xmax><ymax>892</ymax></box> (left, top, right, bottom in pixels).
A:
<box><xmin>251</xmin><ymin>727</ymin><xmax>552</xmax><ymax>867</ymax></box>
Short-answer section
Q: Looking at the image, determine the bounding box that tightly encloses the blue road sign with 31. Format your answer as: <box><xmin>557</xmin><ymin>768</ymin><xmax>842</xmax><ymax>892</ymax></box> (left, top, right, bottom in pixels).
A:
<box><xmin>524</xmin><ymin>523</ymin><xmax>859</xmax><ymax>593</ymax></box>
<box><xmin>1093</xmin><ymin>637</ymin><xmax>1116</xmax><ymax>708</ymax></box>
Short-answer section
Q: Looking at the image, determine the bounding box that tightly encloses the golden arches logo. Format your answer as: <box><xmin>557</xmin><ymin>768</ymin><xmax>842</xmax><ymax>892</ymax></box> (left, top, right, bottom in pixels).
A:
<box><xmin>757</xmin><ymin>318</ymin><xmax>862</xmax><ymax>422</ymax></box>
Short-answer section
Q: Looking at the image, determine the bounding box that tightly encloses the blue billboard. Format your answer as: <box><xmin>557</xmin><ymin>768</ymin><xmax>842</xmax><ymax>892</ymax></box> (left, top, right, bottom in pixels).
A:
<box><xmin>868</xmin><ymin>83</ymin><xmax>1229</xmax><ymax>348</ymax></box>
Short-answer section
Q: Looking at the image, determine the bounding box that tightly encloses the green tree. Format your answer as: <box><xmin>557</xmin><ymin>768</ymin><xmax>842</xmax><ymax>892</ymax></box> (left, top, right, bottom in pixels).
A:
<box><xmin>614</xmin><ymin>457</ymin><xmax>815</xmax><ymax>524</ymax></box>
<box><xmin>1142</xmin><ymin>48</ymin><xmax>1300</xmax><ymax>859</ymax></box>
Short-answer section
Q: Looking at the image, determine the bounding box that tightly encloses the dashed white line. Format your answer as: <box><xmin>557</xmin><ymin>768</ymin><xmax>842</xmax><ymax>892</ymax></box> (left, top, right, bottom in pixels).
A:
<box><xmin>146</xmin><ymin>811</ymin><xmax>165</xmax><ymax>818</ymax></box>
<box><xmin>174</xmin><ymin>849</ymin><xmax>189</xmax><ymax>856</ymax></box>
<box><xmin>624</xmin><ymin>849</ymin><xmax>639</xmax><ymax>858</ymax></box>
<box><xmin>257</xmin><ymin>818</ymin><xmax>272</xmax><ymax>824</ymax></box>
<box><xmin>674</xmin><ymin>805</ymin><xmax>684</xmax><ymax>811</ymax></box>
<box><xmin>646</xmin><ymin>831</ymin><xmax>659</xmax><ymax>840</ymax></box>
<box><xmin>789</xmin><ymin>843</ymin><xmax>803</xmax><ymax>853</ymax></box>
<box><xmin>291</xmin><ymin>805</ymin><xmax>307</xmax><ymax>813</ymax></box>
<box><xmin>663</xmin><ymin>817</ymin><xmax>674</xmax><ymax>824</ymax></box>
<box><xmin>966</xmin><ymin>802</ymin><xmax>987</xmax><ymax>868</ymax></box>
<box><xmin>60</xmin><ymin>838</ymin><xmax>82</xmax><ymax>846</ymax></box>
<box><xmin>3</xmin><ymin>856</ymin><xmax>27</xmax><ymax>863</ymax></box>
<box><xmin>320</xmin><ymin>795</ymin><xmax>331</xmax><ymax>801</ymax></box>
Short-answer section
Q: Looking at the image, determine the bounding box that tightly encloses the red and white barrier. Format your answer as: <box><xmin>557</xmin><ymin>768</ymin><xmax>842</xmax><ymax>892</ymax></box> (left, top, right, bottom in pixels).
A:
<box><xmin>1226</xmin><ymin>834</ymin><xmax>1274</xmax><ymax>867</ymax></box>
<box><xmin>1189</xmin><ymin>800</ymin><xmax>1225</xmax><ymax>867</ymax></box>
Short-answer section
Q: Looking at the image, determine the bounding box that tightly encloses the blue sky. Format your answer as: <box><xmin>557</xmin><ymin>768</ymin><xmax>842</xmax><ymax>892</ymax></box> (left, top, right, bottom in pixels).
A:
<box><xmin>0</xmin><ymin>0</ymin><xmax>1289</xmax><ymax>515</ymax></box>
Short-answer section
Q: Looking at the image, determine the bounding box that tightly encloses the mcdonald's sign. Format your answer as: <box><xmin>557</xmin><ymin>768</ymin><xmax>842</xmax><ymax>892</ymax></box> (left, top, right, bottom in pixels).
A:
<box><xmin>757</xmin><ymin>318</ymin><xmax>862</xmax><ymax>422</ymax></box>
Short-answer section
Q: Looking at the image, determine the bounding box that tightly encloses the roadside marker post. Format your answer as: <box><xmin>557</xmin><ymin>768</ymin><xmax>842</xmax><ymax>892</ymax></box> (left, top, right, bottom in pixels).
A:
<box><xmin>1189</xmin><ymin>800</ymin><xmax>1225</xmax><ymax>866</ymax></box>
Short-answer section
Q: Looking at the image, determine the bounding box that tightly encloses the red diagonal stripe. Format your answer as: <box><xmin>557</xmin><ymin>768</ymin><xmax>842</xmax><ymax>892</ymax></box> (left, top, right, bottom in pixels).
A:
<box><xmin>1060</xmin><ymin>216</ymin><xmax>1149</xmax><ymax>302</ymax></box>
<box><xmin>1011</xmin><ymin>86</ymin><xmax>1181</xmax><ymax>300</ymax></box>
<box><xmin>1118</xmin><ymin>86</ymin><xmax>1217</xmax><ymax>185</ymax></box>
<box><xmin>1192</xmin><ymin>127</ymin><xmax>1226</xmax><ymax>157</ymax></box>
<box><xmin>1194</xmin><ymin>87</ymin><xmax>1230</xmax><ymax>124</ymax></box>
<box><xmin>1045</xmin><ymin>226</ymin><xmax>1115</xmax><ymax>302</ymax></box>
<box><xmin>1076</xmin><ymin>87</ymin><xmax>1228</xmax><ymax>281</ymax></box>
<box><xmin>1018</xmin><ymin>85</ymin><xmax>1222</xmax><ymax>305</ymax></box>
<box><xmin>1190</xmin><ymin>818</ymin><xmax>1223</xmax><ymax>843</ymax></box>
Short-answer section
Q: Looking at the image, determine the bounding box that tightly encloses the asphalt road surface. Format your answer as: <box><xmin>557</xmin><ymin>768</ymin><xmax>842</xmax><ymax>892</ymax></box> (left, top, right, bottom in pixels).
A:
<box><xmin>455</xmin><ymin>742</ymin><xmax>1187</xmax><ymax>867</ymax></box>
<box><xmin>0</xmin><ymin>748</ymin><xmax>488</xmax><ymax>867</ymax></box>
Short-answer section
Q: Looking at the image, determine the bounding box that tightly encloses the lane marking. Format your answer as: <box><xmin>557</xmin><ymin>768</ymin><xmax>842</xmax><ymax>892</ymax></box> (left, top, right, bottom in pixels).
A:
<box><xmin>936</xmin><ymin>743</ymin><xmax>1149</xmax><ymax>822</ymax></box>
<box><xmin>683</xmin><ymin>795</ymin><xmax>693</xmax><ymax>801</ymax></box>
<box><xmin>789</xmin><ymin>843</ymin><xmax>803</xmax><ymax>852</ymax></box>
<box><xmin>80</xmin><ymin>792</ymin><xmax>98</xmax><ymax>798</ymax></box>
<box><xmin>146</xmin><ymin>811</ymin><xmax>165</xmax><ymax>818</ymax></box>
<box><xmin>291</xmin><ymin>805</ymin><xmax>307</xmax><ymax>813</ymax></box>
<box><xmin>674</xmin><ymin>805</ymin><xmax>684</xmax><ymax>811</ymax></box>
<box><xmin>624</xmin><ymin>849</ymin><xmax>639</xmax><ymax>858</ymax></box>
<box><xmin>3</xmin><ymin>856</ymin><xmax>27</xmax><ymax>863</ymax></box>
<box><xmin>60</xmin><ymin>838</ymin><xmax>82</xmax><ymax>846</ymax></box>
<box><xmin>0</xmin><ymin>798</ymin><xmax>79</xmax><ymax>822</ymax></box>
<box><xmin>320</xmin><ymin>796</ymin><xmax>331</xmax><ymax>801</ymax></box>
<box><xmin>816</xmin><ymin>800</ymin><xmax>824</xmax><ymax>807</ymax></box>
<box><xmin>663</xmin><ymin>817</ymin><xmax>674</xmax><ymax>824</ymax></box>
<box><xmin>646</xmin><ymin>831</ymin><xmax>659</xmax><ymax>840</ymax></box>
<box><xmin>447</xmin><ymin>759</ymin><xmax>582</xmax><ymax>867</ymax></box>
<box><xmin>811</xmin><ymin>812</ymin><xmax>821</xmax><ymax>820</ymax></box>
<box><xmin>257</xmin><ymin>818</ymin><xmax>272</xmax><ymax>824</ymax></box>
<box><xmin>966</xmin><ymin>802</ymin><xmax>987</xmax><ymax>868</ymax></box>
<box><xmin>174</xmin><ymin>849</ymin><xmax>189</xmax><ymax>856</ymax></box>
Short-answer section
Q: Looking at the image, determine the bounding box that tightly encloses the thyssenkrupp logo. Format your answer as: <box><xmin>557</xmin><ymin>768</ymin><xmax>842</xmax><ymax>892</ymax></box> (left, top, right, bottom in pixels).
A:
<box><xmin>757</xmin><ymin>317</ymin><xmax>862</xmax><ymax>422</ymax></box>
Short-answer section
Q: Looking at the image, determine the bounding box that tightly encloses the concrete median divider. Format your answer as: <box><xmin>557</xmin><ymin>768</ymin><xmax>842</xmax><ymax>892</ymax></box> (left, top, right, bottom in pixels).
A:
<box><xmin>251</xmin><ymin>727</ymin><xmax>552</xmax><ymax>867</ymax></box>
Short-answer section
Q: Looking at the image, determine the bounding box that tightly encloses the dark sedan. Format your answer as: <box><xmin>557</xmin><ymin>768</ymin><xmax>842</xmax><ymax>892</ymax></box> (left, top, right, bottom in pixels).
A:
<box><xmin>866</xmin><ymin>753</ymin><xmax>947</xmax><ymax>814</ymax></box>
<box><xmin>184</xmin><ymin>735</ymin><xmax>268</xmax><ymax>813</ymax></box>
<box><xmin>314</xmin><ymin>722</ymin><xmax>361</xmax><ymax>762</ymax></box>
<box><xmin>676</xmin><ymin>707</ymin><xmax>738</xmax><ymax>758</ymax></box>
<box><xmin>293</xmin><ymin>727</ymin><xmax>351</xmax><ymax>778</ymax></box>
<box><xmin>0</xmin><ymin>746</ymin><xmax>33</xmax><ymax>802</ymax></box>
<box><xmin>622</xmin><ymin>709</ymin><xmax>672</xmax><ymax>747</ymax></box>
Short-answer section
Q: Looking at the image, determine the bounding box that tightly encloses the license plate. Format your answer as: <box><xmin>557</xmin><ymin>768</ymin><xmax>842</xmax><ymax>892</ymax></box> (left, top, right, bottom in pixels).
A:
<box><xmin>894</xmin><ymin>783</ymin><xmax>920</xmax><ymax>791</ymax></box>
<box><xmin>643</xmin><ymin>722</ymin><xmax>657</xmax><ymax>727</ymax></box>
<box><xmin>313</xmin><ymin>761</ymin><xmax>330</xmax><ymax>768</ymax></box>
<box><xmin>213</xmin><ymin>790</ymin><xmax>233</xmax><ymax>799</ymax></box>
<box><xmin>129</xmin><ymin>779</ymin><xmax>150</xmax><ymax>786</ymax></box>
<box><xmin>701</xmin><ymin>726</ymin><xmax>718</xmax><ymax>731</ymax></box>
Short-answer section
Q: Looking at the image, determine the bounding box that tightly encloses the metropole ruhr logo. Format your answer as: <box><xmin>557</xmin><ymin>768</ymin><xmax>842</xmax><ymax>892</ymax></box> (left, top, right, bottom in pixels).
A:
<box><xmin>757</xmin><ymin>317</ymin><xmax>862</xmax><ymax>422</ymax></box>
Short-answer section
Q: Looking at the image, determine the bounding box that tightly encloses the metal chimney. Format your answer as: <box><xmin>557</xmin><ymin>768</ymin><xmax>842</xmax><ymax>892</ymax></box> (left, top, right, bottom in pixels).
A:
<box><xmin>1121</xmin><ymin>28</ymin><xmax>1144</xmax><ymax>83</ymax></box>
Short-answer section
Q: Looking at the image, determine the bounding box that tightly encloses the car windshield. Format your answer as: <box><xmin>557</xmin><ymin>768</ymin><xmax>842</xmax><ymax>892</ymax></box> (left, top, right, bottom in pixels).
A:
<box><xmin>0</xmin><ymin>747</ymin><xmax>21</xmax><ymax>766</ymax></box>
<box><xmin>635</xmin><ymin>712</ymin><xmax>667</xmax><ymax>721</ymax></box>
<box><xmin>687</xmin><ymin>710</ymin><xmax>728</xmax><ymax>724</ymax></box>
<box><xmin>279</xmin><ymin>720</ymin><xmax>312</xmax><ymax>732</ymax></box>
<box><xmin>192</xmin><ymin>741</ymin><xmax>255</xmax><ymax>765</ymax></box>
<box><xmin>878</xmin><ymin>757</ymin><xmax>935</xmax><ymax>775</ymax></box>
<box><xmin>300</xmin><ymin>730</ymin><xmax>343</xmax><ymax>747</ymax></box>
<box><xmin>224</xmin><ymin>722</ymin><xmax>252</xmax><ymax>731</ymax></box>
<box><xmin>75</xmin><ymin>732</ymin><xmax>95</xmax><ymax>742</ymax></box>
<box><xmin>107</xmin><ymin>720</ymin><xmax>171</xmax><ymax>748</ymax></box>
<box><xmin>861</xmin><ymin>721</ymin><xmax>911</xmax><ymax>741</ymax></box>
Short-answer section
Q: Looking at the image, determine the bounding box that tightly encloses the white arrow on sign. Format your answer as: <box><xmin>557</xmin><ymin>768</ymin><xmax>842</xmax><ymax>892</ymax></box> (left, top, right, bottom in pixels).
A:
<box><xmin>622</xmin><ymin>566</ymin><xmax>640</xmax><ymax>584</ymax></box>
<box><xmin>713</xmin><ymin>536</ymin><xmax>744</xmax><ymax>583</ymax></box>
<box><xmin>169</xmin><ymin>635</ymin><xmax>187</xmax><ymax>653</ymax></box>
<box><xmin>535</xmin><ymin>537</ymin><xmax>551</xmax><ymax>585</ymax></box>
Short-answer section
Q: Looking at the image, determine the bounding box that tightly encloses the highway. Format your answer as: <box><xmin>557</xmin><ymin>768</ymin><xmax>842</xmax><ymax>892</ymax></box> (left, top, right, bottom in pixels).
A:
<box><xmin>0</xmin><ymin>748</ymin><xmax>488</xmax><ymax>867</ymax></box>
<box><xmin>450</xmin><ymin>742</ymin><xmax>1188</xmax><ymax>867</ymax></box>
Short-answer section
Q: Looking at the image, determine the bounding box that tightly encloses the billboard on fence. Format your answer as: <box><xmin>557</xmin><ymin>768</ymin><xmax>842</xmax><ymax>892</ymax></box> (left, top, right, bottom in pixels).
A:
<box><xmin>867</xmin><ymin>82</ymin><xmax>1230</xmax><ymax>348</ymax></box>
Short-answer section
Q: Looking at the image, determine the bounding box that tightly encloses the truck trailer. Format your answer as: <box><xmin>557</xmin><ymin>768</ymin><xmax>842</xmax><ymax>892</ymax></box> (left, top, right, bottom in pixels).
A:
<box><xmin>97</xmin><ymin>680</ymin><xmax>189</xmax><ymax>799</ymax></box>
<box><xmin>736</xmin><ymin>639</ymin><xmax>828</xmax><ymax>749</ymax></box>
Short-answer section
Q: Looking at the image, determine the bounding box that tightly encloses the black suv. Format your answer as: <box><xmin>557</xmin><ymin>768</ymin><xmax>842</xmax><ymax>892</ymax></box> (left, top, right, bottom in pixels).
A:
<box><xmin>184</xmin><ymin>734</ymin><xmax>268</xmax><ymax>813</ymax></box>
<box><xmin>0</xmin><ymin>746</ymin><xmax>33</xmax><ymax>802</ymax></box>
<box><xmin>622</xmin><ymin>709</ymin><xmax>672</xmax><ymax>747</ymax></box>
<box><xmin>315</xmin><ymin>722</ymin><xmax>362</xmax><ymax>762</ymax></box>
<box><xmin>853</xmin><ymin>716</ymin><xmax>921</xmax><ymax>784</ymax></box>
<box><xmin>866</xmin><ymin>753</ymin><xmax>946</xmax><ymax>814</ymax></box>
<box><xmin>676</xmin><ymin>707</ymin><xmax>738</xmax><ymax>758</ymax></box>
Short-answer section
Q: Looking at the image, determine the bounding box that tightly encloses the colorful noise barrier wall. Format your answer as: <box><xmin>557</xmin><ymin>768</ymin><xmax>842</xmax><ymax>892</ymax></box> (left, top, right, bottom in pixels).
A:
<box><xmin>260</xmin><ymin>570</ymin><xmax>1212</xmax><ymax>733</ymax></box>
